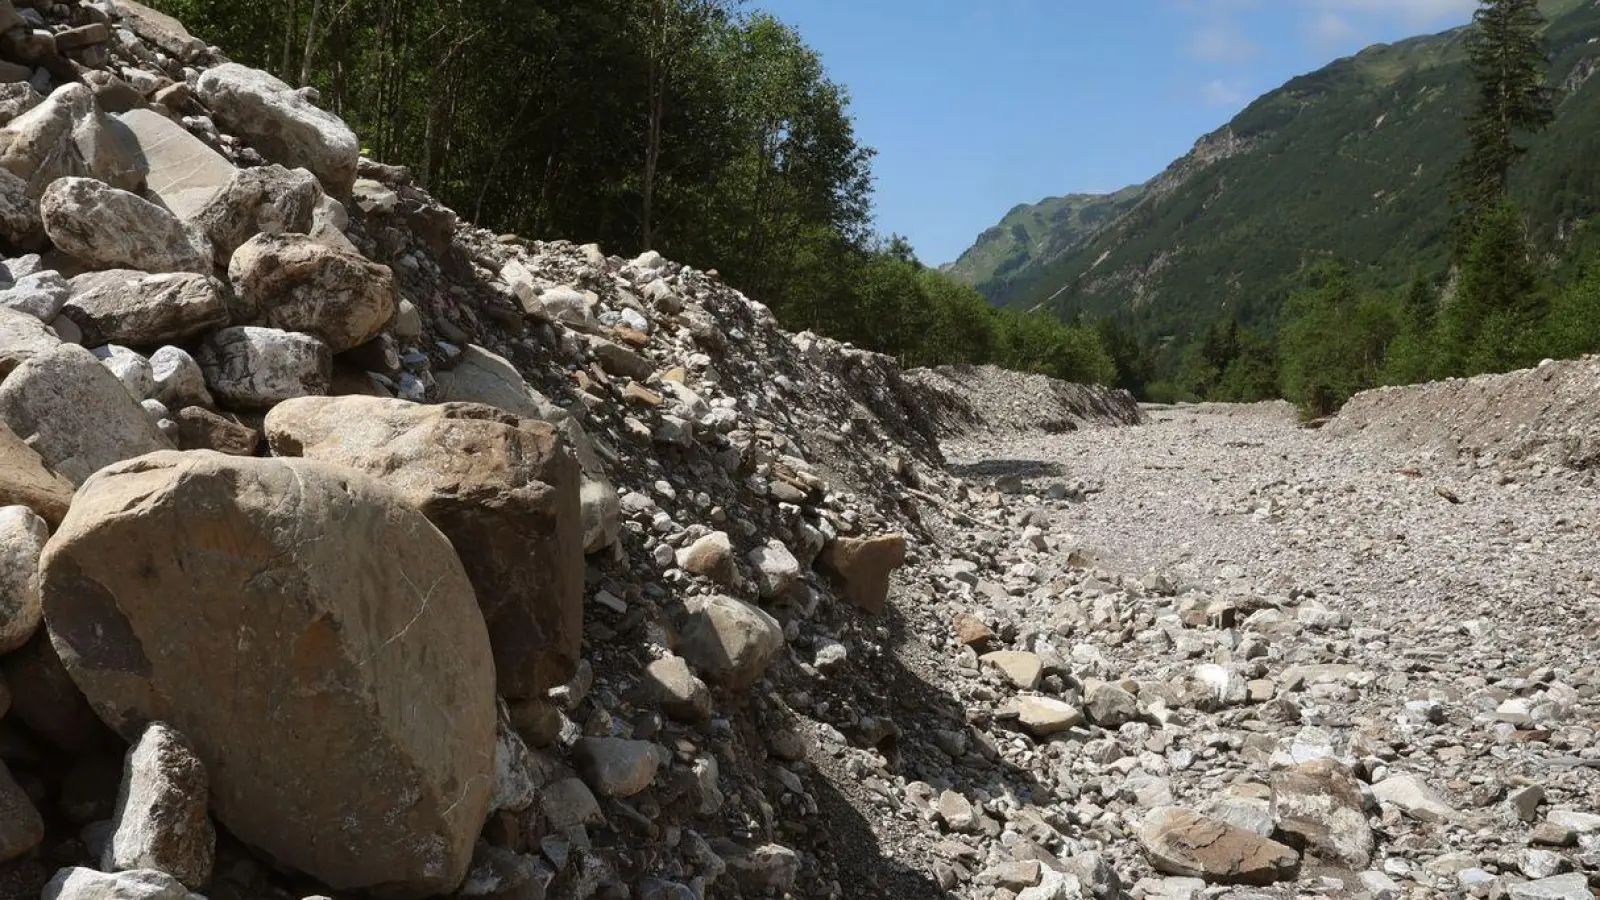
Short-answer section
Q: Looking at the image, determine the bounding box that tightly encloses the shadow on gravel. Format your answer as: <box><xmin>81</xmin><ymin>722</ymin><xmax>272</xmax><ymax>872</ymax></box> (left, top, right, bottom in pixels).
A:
<box><xmin>947</xmin><ymin>459</ymin><xmax>1067</xmax><ymax>482</ymax></box>
<box><xmin>793</xmin><ymin>601</ymin><xmax>1062</xmax><ymax>898</ymax></box>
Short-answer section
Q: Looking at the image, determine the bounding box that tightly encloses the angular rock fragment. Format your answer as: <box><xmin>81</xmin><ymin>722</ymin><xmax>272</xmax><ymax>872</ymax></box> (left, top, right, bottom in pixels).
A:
<box><xmin>174</xmin><ymin>408</ymin><xmax>259</xmax><ymax>455</ymax></box>
<box><xmin>679</xmin><ymin>595</ymin><xmax>784</xmax><ymax>689</ymax></box>
<box><xmin>819</xmin><ymin>533</ymin><xmax>906</xmax><ymax>615</ymax></box>
<box><xmin>194</xmin><ymin>164</ymin><xmax>320</xmax><ymax>265</ymax></box>
<box><xmin>41</xmin><ymin>452</ymin><xmax>497</xmax><ymax>898</ymax></box>
<box><xmin>573</xmin><ymin>738</ymin><xmax>662</xmax><ymax>798</ymax></box>
<box><xmin>104</xmin><ymin>723</ymin><xmax>215</xmax><ymax>889</ymax></box>
<box><xmin>0</xmin><ymin>423</ymin><xmax>73</xmax><ymax>525</ymax></box>
<box><xmin>982</xmin><ymin>650</ymin><xmax>1043</xmax><ymax>690</ymax></box>
<box><xmin>677</xmin><ymin>530</ymin><xmax>735</xmax><ymax>585</ymax></box>
<box><xmin>1139</xmin><ymin>806</ymin><xmax>1299</xmax><ymax>886</ymax></box>
<box><xmin>1270</xmin><ymin>759</ymin><xmax>1374</xmax><ymax>868</ymax></box>
<box><xmin>1371</xmin><ymin>774</ymin><xmax>1460</xmax><ymax>823</ymax></box>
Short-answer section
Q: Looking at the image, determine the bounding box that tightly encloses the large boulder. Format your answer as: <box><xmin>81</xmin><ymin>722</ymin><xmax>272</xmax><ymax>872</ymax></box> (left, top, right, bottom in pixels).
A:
<box><xmin>195</xmin><ymin>64</ymin><xmax>359</xmax><ymax>194</ymax></box>
<box><xmin>114</xmin><ymin>108</ymin><xmax>236</xmax><ymax>223</ymax></box>
<box><xmin>104</xmin><ymin>723</ymin><xmax>215</xmax><ymax>889</ymax></box>
<box><xmin>62</xmin><ymin>271</ymin><xmax>228</xmax><ymax>348</ymax></box>
<box><xmin>0</xmin><ymin>344</ymin><xmax>172</xmax><ymax>485</ymax></box>
<box><xmin>196</xmin><ymin>326</ymin><xmax>330</xmax><ymax>409</ymax></box>
<box><xmin>41</xmin><ymin>178</ymin><xmax>210</xmax><ymax>274</ymax></box>
<box><xmin>819</xmin><ymin>533</ymin><xmax>907</xmax><ymax>615</ymax></box>
<box><xmin>0</xmin><ymin>422</ymin><xmax>74</xmax><ymax>525</ymax></box>
<box><xmin>435</xmin><ymin>344</ymin><xmax>620</xmax><ymax>552</ymax></box>
<box><xmin>228</xmin><ymin>232</ymin><xmax>395</xmax><ymax>352</ymax></box>
<box><xmin>40</xmin><ymin>452</ymin><xmax>497</xmax><ymax>897</ymax></box>
<box><xmin>112</xmin><ymin>0</ymin><xmax>206</xmax><ymax>61</ymax></box>
<box><xmin>678</xmin><ymin>595</ymin><xmax>784</xmax><ymax>690</ymax></box>
<box><xmin>265</xmin><ymin>397</ymin><xmax>584</xmax><ymax>699</ymax></box>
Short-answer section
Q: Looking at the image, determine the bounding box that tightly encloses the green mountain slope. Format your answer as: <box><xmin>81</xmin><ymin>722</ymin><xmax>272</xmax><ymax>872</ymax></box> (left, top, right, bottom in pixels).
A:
<box><xmin>941</xmin><ymin>186</ymin><xmax>1143</xmax><ymax>291</ymax></box>
<box><xmin>956</xmin><ymin>0</ymin><xmax>1600</xmax><ymax>340</ymax></box>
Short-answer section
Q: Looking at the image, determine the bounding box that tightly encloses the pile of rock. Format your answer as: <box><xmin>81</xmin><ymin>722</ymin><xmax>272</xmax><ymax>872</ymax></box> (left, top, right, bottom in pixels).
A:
<box><xmin>0</xmin><ymin>2</ymin><xmax>1083</xmax><ymax>898</ymax></box>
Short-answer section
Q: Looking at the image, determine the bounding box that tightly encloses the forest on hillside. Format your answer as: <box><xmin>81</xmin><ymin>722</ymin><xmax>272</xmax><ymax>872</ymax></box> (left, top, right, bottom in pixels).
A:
<box><xmin>152</xmin><ymin>0</ymin><xmax>1600</xmax><ymax>413</ymax></box>
<box><xmin>150</xmin><ymin>0</ymin><xmax>1117</xmax><ymax>386</ymax></box>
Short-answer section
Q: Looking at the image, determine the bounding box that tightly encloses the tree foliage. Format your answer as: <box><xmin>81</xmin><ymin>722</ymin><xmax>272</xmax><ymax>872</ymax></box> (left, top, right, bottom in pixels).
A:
<box><xmin>152</xmin><ymin>0</ymin><xmax>1120</xmax><ymax>385</ymax></box>
<box><xmin>1452</xmin><ymin>0</ymin><xmax>1555</xmax><ymax>253</ymax></box>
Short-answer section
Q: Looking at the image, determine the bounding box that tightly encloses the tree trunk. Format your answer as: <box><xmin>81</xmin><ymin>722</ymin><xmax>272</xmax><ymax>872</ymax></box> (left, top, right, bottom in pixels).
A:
<box><xmin>298</xmin><ymin>0</ymin><xmax>322</xmax><ymax>86</ymax></box>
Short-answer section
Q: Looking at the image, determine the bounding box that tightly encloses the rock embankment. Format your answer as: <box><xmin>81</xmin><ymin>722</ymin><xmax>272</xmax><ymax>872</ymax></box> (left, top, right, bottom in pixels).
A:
<box><xmin>905</xmin><ymin>364</ymin><xmax>1145</xmax><ymax>438</ymax></box>
<box><xmin>1329</xmin><ymin>356</ymin><xmax>1600</xmax><ymax>471</ymax></box>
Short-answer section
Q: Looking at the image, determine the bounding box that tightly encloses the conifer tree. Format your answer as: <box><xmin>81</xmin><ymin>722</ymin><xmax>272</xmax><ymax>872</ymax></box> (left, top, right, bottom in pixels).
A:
<box><xmin>1450</xmin><ymin>0</ymin><xmax>1553</xmax><ymax>254</ymax></box>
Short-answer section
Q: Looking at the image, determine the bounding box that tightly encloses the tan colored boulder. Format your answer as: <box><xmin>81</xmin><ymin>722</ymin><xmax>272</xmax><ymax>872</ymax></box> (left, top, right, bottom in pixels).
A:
<box><xmin>265</xmin><ymin>396</ymin><xmax>583</xmax><ymax>700</ymax></box>
<box><xmin>1011</xmin><ymin>697</ymin><xmax>1082</xmax><ymax>738</ymax></box>
<box><xmin>173</xmin><ymin>408</ymin><xmax>259</xmax><ymax>456</ymax></box>
<box><xmin>115</xmin><ymin>108</ymin><xmax>236</xmax><ymax>223</ymax></box>
<box><xmin>435</xmin><ymin>345</ymin><xmax>621</xmax><ymax>553</ymax></box>
<box><xmin>819</xmin><ymin>533</ymin><xmax>906</xmax><ymax>615</ymax></box>
<box><xmin>0</xmin><ymin>422</ymin><xmax>73</xmax><ymax>526</ymax></box>
<box><xmin>952</xmin><ymin>612</ymin><xmax>994</xmax><ymax>646</ymax></box>
<box><xmin>1140</xmin><ymin>807</ymin><xmax>1299</xmax><ymax>886</ymax></box>
<box><xmin>40</xmin><ymin>451</ymin><xmax>496</xmax><ymax>898</ymax></box>
<box><xmin>229</xmin><ymin>233</ymin><xmax>396</xmax><ymax>352</ymax></box>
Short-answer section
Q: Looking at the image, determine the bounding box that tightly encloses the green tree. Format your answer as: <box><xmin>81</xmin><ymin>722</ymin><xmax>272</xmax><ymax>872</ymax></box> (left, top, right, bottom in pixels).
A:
<box><xmin>1279</xmin><ymin>263</ymin><xmax>1399</xmax><ymax>416</ymax></box>
<box><xmin>1381</xmin><ymin>271</ymin><xmax>1442</xmax><ymax>385</ymax></box>
<box><xmin>1436</xmin><ymin>200</ymin><xmax>1546</xmax><ymax>375</ymax></box>
<box><xmin>1452</xmin><ymin>0</ymin><xmax>1553</xmax><ymax>254</ymax></box>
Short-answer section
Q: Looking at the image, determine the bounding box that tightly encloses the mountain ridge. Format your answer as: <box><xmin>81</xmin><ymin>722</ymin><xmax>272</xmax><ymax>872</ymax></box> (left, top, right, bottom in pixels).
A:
<box><xmin>949</xmin><ymin>1</ymin><xmax>1600</xmax><ymax>339</ymax></box>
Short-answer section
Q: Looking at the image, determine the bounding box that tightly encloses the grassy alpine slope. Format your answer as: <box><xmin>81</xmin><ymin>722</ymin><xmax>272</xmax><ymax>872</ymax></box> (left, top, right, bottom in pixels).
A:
<box><xmin>950</xmin><ymin>0</ymin><xmax>1600</xmax><ymax>344</ymax></box>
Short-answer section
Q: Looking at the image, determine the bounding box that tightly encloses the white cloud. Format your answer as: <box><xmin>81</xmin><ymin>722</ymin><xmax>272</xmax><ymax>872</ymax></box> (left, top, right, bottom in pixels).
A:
<box><xmin>1306</xmin><ymin>0</ymin><xmax>1478</xmax><ymax>28</ymax></box>
<box><xmin>1202</xmin><ymin>78</ymin><xmax>1249</xmax><ymax>105</ymax></box>
<box><xmin>1190</xmin><ymin>22</ymin><xmax>1262</xmax><ymax>64</ymax></box>
<box><xmin>1307</xmin><ymin>11</ymin><xmax>1362</xmax><ymax>47</ymax></box>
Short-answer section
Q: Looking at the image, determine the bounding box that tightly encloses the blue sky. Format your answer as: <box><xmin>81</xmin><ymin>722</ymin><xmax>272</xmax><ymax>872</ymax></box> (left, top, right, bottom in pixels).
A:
<box><xmin>754</xmin><ymin>0</ymin><xmax>1482</xmax><ymax>265</ymax></box>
